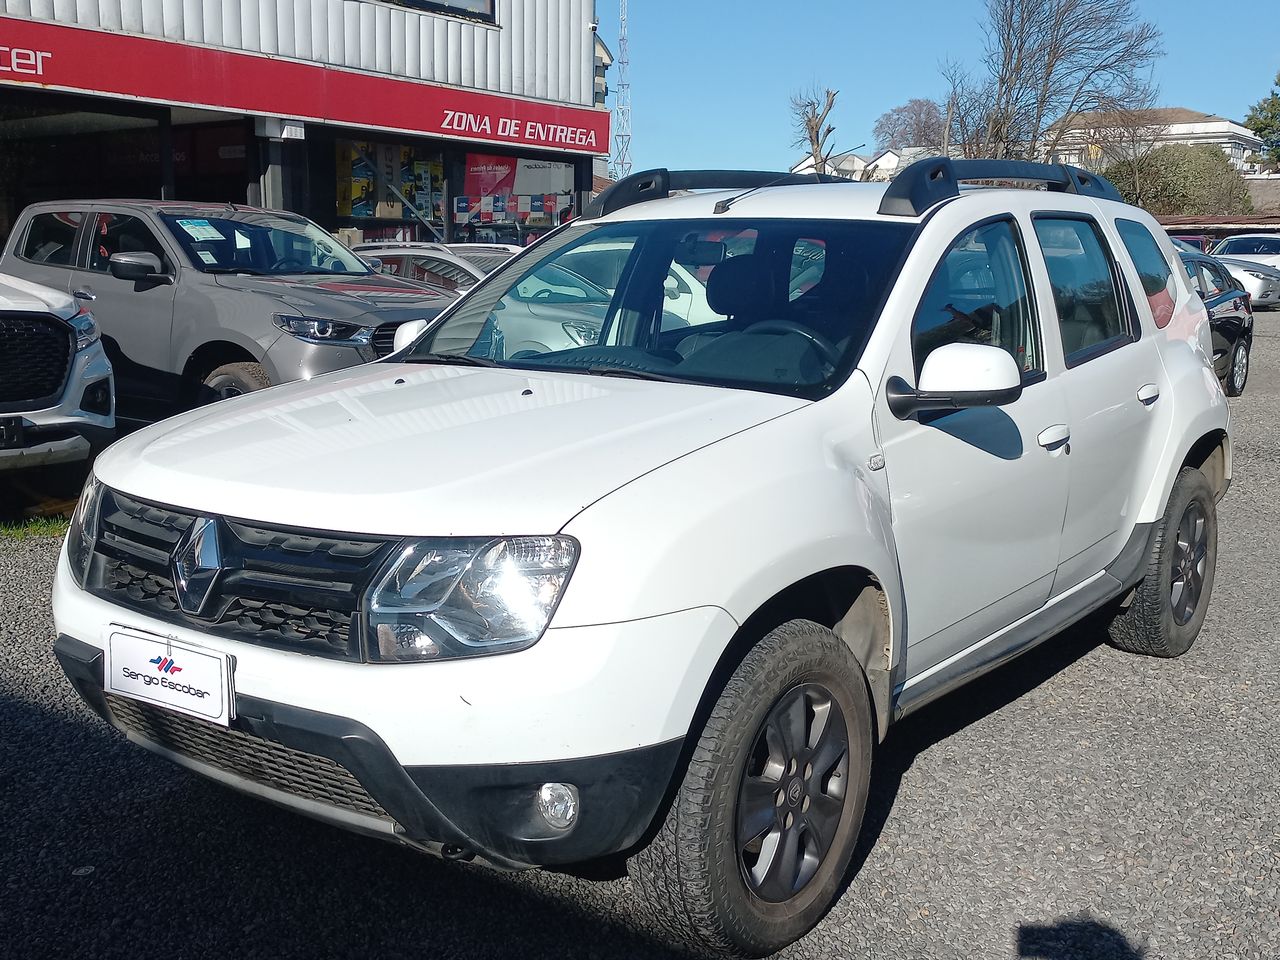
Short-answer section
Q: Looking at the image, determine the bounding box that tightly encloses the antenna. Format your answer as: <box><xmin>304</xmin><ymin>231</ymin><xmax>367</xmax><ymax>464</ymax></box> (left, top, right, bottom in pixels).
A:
<box><xmin>611</xmin><ymin>0</ymin><xmax>632</xmax><ymax>180</ymax></box>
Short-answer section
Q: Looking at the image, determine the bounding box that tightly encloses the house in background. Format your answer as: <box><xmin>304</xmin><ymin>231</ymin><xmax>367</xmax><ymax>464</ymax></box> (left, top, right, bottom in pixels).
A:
<box><xmin>1047</xmin><ymin>108</ymin><xmax>1264</xmax><ymax>173</ymax></box>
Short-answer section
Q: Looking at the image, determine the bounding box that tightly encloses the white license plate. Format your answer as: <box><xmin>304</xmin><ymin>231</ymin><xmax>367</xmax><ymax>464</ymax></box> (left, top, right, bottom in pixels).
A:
<box><xmin>105</xmin><ymin>628</ymin><xmax>234</xmax><ymax>726</ymax></box>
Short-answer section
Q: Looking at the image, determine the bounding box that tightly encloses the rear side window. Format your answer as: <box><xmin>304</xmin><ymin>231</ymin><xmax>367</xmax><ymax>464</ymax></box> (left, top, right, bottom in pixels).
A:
<box><xmin>411</xmin><ymin>257</ymin><xmax>475</xmax><ymax>290</ymax></box>
<box><xmin>1033</xmin><ymin>217</ymin><xmax>1130</xmax><ymax>365</ymax></box>
<box><xmin>1115</xmin><ymin>219</ymin><xmax>1175</xmax><ymax>329</ymax></box>
<box><xmin>912</xmin><ymin>219</ymin><xmax>1042</xmax><ymax>378</ymax></box>
<box><xmin>1199</xmin><ymin>260</ymin><xmax>1228</xmax><ymax>297</ymax></box>
<box><xmin>21</xmin><ymin>212</ymin><xmax>83</xmax><ymax>266</ymax></box>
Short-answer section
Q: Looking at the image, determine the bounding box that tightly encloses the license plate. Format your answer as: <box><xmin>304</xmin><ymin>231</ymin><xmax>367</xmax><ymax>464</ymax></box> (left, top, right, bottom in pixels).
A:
<box><xmin>0</xmin><ymin>417</ymin><xmax>22</xmax><ymax>450</ymax></box>
<box><xmin>105</xmin><ymin>628</ymin><xmax>234</xmax><ymax>726</ymax></box>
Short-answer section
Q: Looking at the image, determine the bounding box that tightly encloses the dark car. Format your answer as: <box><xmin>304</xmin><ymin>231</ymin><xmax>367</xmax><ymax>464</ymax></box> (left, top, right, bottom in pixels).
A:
<box><xmin>1180</xmin><ymin>251</ymin><xmax>1253</xmax><ymax>396</ymax></box>
<box><xmin>0</xmin><ymin>201</ymin><xmax>457</xmax><ymax>423</ymax></box>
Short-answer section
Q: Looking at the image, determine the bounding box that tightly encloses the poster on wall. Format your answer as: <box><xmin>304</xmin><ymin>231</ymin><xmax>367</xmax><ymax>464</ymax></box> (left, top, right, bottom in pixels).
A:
<box><xmin>458</xmin><ymin>153</ymin><xmax>574</xmax><ymax>227</ymax></box>
<box><xmin>336</xmin><ymin>140</ymin><xmax>444</xmax><ymax>232</ymax></box>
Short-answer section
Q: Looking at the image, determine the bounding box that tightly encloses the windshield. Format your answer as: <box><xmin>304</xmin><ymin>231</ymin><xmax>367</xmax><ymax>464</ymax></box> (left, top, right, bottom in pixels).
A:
<box><xmin>1215</xmin><ymin>236</ymin><xmax>1280</xmax><ymax>256</ymax></box>
<box><xmin>160</xmin><ymin>212</ymin><xmax>371</xmax><ymax>276</ymax></box>
<box><xmin>412</xmin><ymin>218</ymin><xmax>915</xmax><ymax>398</ymax></box>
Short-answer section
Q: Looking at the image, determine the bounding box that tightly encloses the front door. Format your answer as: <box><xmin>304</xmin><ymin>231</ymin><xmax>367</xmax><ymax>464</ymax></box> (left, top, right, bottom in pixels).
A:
<box><xmin>1029</xmin><ymin>214</ymin><xmax>1164</xmax><ymax>592</ymax></box>
<box><xmin>1192</xmin><ymin>257</ymin><xmax>1249</xmax><ymax>382</ymax></box>
<box><xmin>877</xmin><ymin>216</ymin><xmax>1071</xmax><ymax>676</ymax></box>
<box><xmin>68</xmin><ymin>210</ymin><xmax>179</xmax><ymax>422</ymax></box>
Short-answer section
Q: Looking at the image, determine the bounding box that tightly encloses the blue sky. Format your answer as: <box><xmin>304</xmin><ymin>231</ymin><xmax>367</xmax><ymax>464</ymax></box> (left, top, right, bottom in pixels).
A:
<box><xmin>594</xmin><ymin>0</ymin><xmax>1279</xmax><ymax>173</ymax></box>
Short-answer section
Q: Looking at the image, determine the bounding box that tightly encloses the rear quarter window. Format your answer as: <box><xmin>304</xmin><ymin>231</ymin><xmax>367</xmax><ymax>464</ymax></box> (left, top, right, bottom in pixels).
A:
<box><xmin>1115</xmin><ymin>219</ymin><xmax>1176</xmax><ymax>329</ymax></box>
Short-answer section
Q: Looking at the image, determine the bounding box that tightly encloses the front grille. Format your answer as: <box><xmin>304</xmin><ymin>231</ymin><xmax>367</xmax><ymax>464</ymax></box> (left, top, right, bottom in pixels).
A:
<box><xmin>105</xmin><ymin>695</ymin><xmax>391</xmax><ymax>821</ymax></box>
<box><xmin>371</xmin><ymin>322</ymin><xmax>401</xmax><ymax>358</ymax></box>
<box><xmin>0</xmin><ymin>312</ymin><xmax>73</xmax><ymax>410</ymax></box>
<box><xmin>88</xmin><ymin>488</ymin><xmax>395</xmax><ymax>661</ymax></box>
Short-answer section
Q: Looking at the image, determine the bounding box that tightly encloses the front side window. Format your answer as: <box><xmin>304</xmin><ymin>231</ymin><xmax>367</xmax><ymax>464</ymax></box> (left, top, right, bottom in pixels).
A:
<box><xmin>21</xmin><ymin>211</ymin><xmax>82</xmax><ymax>266</ymax></box>
<box><xmin>88</xmin><ymin>213</ymin><xmax>169</xmax><ymax>272</ymax></box>
<box><xmin>1115</xmin><ymin>218</ymin><xmax>1175</xmax><ymax>329</ymax></box>
<box><xmin>412</xmin><ymin>217</ymin><xmax>915</xmax><ymax>399</ymax></box>
<box><xmin>1034</xmin><ymin>217</ymin><xmax>1130</xmax><ymax>364</ymax></box>
<box><xmin>159</xmin><ymin>213</ymin><xmax>369</xmax><ymax>276</ymax></box>
<box><xmin>912</xmin><ymin>219</ymin><xmax>1042</xmax><ymax>378</ymax></box>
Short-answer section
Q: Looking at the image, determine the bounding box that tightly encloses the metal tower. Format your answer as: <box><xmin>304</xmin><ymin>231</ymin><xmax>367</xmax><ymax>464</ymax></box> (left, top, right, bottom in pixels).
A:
<box><xmin>611</xmin><ymin>0</ymin><xmax>632</xmax><ymax>180</ymax></box>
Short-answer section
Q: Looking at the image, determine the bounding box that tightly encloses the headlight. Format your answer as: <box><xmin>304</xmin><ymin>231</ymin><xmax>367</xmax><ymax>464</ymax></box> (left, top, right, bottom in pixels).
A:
<box><xmin>65</xmin><ymin>474</ymin><xmax>102</xmax><ymax>587</ymax></box>
<box><xmin>70</xmin><ymin>307</ymin><xmax>100</xmax><ymax>352</ymax></box>
<box><xmin>562</xmin><ymin>321</ymin><xmax>601</xmax><ymax>346</ymax></box>
<box><xmin>367</xmin><ymin>536</ymin><xmax>577</xmax><ymax>662</ymax></box>
<box><xmin>273</xmin><ymin>314</ymin><xmax>372</xmax><ymax>345</ymax></box>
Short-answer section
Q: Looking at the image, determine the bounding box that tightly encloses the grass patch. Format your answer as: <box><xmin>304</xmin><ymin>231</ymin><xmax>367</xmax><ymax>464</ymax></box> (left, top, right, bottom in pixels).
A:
<box><xmin>0</xmin><ymin>515</ymin><xmax>71</xmax><ymax>540</ymax></box>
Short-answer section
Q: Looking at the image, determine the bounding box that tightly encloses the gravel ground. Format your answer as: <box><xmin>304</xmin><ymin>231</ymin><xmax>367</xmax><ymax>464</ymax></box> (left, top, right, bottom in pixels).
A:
<box><xmin>2</xmin><ymin>320</ymin><xmax>1277</xmax><ymax>960</ymax></box>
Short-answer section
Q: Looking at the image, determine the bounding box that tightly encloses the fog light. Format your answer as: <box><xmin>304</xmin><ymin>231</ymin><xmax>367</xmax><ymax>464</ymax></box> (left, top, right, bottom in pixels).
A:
<box><xmin>80</xmin><ymin>378</ymin><xmax>112</xmax><ymax>416</ymax></box>
<box><xmin>536</xmin><ymin>782</ymin><xmax>579</xmax><ymax>830</ymax></box>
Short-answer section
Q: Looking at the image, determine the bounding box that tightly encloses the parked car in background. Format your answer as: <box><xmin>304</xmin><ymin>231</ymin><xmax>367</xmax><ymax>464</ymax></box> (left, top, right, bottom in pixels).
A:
<box><xmin>1216</xmin><ymin>257</ymin><xmax>1280</xmax><ymax>311</ymax></box>
<box><xmin>54</xmin><ymin>160</ymin><xmax>1231</xmax><ymax>958</ymax></box>
<box><xmin>1180</xmin><ymin>250</ymin><xmax>1253</xmax><ymax>395</ymax></box>
<box><xmin>1171</xmin><ymin>234</ymin><xmax>1214</xmax><ymax>252</ymax></box>
<box><xmin>0</xmin><ymin>202</ymin><xmax>456</xmax><ymax>423</ymax></box>
<box><xmin>1210</xmin><ymin>234</ymin><xmax>1280</xmax><ymax>269</ymax></box>
<box><xmin>0</xmin><ymin>273</ymin><xmax>113</xmax><ymax>471</ymax></box>
<box><xmin>349</xmin><ymin>240</ymin><xmax>448</xmax><ymax>255</ymax></box>
<box><xmin>363</xmin><ymin>245</ymin><xmax>487</xmax><ymax>292</ymax></box>
<box><xmin>445</xmin><ymin>243</ymin><xmax>522</xmax><ymax>274</ymax></box>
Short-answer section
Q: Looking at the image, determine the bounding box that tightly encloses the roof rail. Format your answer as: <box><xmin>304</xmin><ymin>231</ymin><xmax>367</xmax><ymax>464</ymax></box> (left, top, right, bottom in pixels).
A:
<box><xmin>582</xmin><ymin>168</ymin><xmax>851</xmax><ymax>220</ymax></box>
<box><xmin>877</xmin><ymin>157</ymin><xmax>1124</xmax><ymax>217</ymax></box>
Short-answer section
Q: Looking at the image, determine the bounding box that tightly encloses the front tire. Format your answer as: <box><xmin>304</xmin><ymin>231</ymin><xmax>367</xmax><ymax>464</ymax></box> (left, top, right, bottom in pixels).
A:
<box><xmin>628</xmin><ymin>620</ymin><xmax>873</xmax><ymax>957</ymax></box>
<box><xmin>1224</xmin><ymin>340</ymin><xmax>1249</xmax><ymax>397</ymax></box>
<box><xmin>200</xmin><ymin>362</ymin><xmax>271</xmax><ymax>404</ymax></box>
<box><xmin>1109</xmin><ymin>467</ymin><xmax>1217</xmax><ymax>658</ymax></box>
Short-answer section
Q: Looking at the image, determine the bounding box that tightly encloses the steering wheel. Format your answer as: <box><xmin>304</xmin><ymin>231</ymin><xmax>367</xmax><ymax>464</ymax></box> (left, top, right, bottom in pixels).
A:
<box><xmin>743</xmin><ymin>320</ymin><xmax>841</xmax><ymax>367</ymax></box>
<box><xmin>270</xmin><ymin>257</ymin><xmax>311</xmax><ymax>273</ymax></box>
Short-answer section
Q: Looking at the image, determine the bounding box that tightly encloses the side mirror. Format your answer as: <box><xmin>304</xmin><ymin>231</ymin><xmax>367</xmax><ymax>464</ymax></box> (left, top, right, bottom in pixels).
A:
<box><xmin>887</xmin><ymin>342</ymin><xmax>1023</xmax><ymax>420</ymax></box>
<box><xmin>391</xmin><ymin>317</ymin><xmax>432</xmax><ymax>354</ymax></box>
<box><xmin>109</xmin><ymin>251</ymin><xmax>172</xmax><ymax>285</ymax></box>
<box><xmin>663</xmin><ymin>275</ymin><xmax>681</xmax><ymax>300</ymax></box>
<box><xmin>363</xmin><ymin>256</ymin><xmax>383</xmax><ymax>272</ymax></box>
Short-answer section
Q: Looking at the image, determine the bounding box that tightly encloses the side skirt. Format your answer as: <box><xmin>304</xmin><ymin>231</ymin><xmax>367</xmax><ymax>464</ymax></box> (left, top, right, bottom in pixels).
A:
<box><xmin>892</xmin><ymin>522</ymin><xmax>1155</xmax><ymax>720</ymax></box>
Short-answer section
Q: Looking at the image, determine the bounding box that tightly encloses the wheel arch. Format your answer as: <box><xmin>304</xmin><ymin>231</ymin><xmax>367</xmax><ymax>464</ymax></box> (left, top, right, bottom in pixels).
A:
<box><xmin>180</xmin><ymin>340</ymin><xmax>261</xmax><ymax>403</ymax></box>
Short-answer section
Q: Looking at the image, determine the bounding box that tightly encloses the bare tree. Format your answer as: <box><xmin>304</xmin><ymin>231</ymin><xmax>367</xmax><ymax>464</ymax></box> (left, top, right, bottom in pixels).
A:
<box><xmin>941</xmin><ymin>59</ymin><xmax>995</xmax><ymax>158</ymax></box>
<box><xmin>1062</xmin><ymin>83</ymin><xmax>1166</xmax><ymax>203</ymax></box>
<box><xmin>947</xmin><ymin>0</ymin><xmax>1162</xmax><ymax>160</ymax></box>
<box><xmin>873</xmin><ymin>99</ymin><xmax>946</xmax><ymax>152</ymax></box>
<box><xmin>791</xmin><ymin>87</ymin><xmax>839</xmax><ymax>174</ymax></box>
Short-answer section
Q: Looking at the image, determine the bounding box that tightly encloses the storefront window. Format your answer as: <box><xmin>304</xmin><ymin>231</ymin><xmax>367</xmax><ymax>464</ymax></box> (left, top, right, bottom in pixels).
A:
<box><xmin>335</xmin><ymin>140</ymin><xmax>445</xmax><ymax>242</ymax></box>
<box><xmin>454</xmin><ymin>153</ymin><xmax>574</xmax><ymax>247</ymax></box>
<box><xmin>380</xmin><ymin>1</ymin><xmax>496</xmax><ymax>23</ymax></box>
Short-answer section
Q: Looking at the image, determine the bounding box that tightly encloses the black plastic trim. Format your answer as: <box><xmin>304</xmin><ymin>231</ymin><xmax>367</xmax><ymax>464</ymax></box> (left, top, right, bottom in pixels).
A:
<box><xmin>879</xmin><ymin>157</ymin><xmax>1123</xmax><ymax>217</ymax></box>
<box><xmin>583</xmin><ymin>168</ymin><xmax>851</xmax><ymax>220</ymax></box>
<box><xmin>54</xmin><ymin>633</ymin><xmax>682</xmax><ymax>868</ymax></box>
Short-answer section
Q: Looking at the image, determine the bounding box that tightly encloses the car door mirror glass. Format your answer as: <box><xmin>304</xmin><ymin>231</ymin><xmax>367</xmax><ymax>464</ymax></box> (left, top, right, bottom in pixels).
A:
<box><xmin>108</xmin><ymin>251</ymin><xmax>170</xmax><ymax>284</ymax></box>
<box><xmin>887</xmin><ymin>342</ymin><xmax>1023</xmax><ymax>420</ymax></box>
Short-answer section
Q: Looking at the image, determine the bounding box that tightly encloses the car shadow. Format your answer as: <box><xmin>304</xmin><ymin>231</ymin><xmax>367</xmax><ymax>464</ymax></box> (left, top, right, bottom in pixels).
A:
<box><xmin>1018</xmin><ymin>915</ymin><xmax>1148</xmax><ymax>959</ymax></box>
<box><xmin>849</xmin><ymin>618</ymin><xmax>1107</xmax><ymax>877</ymax></box>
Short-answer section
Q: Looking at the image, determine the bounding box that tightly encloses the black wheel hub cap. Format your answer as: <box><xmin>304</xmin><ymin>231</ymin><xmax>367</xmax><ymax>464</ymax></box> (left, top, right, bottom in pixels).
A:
<box><xmin>1171</xmin><ymin>500</ymin><xmax>1208</xmax><ymax>625</ymax></box>
<box><xmin>736</xmin><ymin>682</ymin><xmax>850</xmax><ymax>903</ymax></box>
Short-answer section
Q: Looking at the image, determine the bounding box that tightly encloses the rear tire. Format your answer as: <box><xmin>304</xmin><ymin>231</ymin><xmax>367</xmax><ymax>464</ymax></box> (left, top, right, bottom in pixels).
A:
<box><xmin>1224</xmin><ymin>340</ymin><xmax>1249</xmax><ymax>397</ymax></box>
<box><xmin>1109</xmin><ymin>467</ymin><xmax>1217</xmax><ymax>658</ymax></box>
<box><xmin>628</xmin><ymin>620</ymin><xmax>872</xmax><ymax>957</ymax></box>
<box><xmin>200</xmin><ymin>362</ymin><xmax>271</xmax><ymax>404</ymax></box>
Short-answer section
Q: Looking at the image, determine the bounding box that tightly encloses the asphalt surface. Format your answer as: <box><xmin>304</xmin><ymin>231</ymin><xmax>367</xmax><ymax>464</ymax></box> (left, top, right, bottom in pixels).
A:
<box><xmin>2</xmin><ymin>321</ymin><xmax>1278</xmax><ymax>960</ymax></box>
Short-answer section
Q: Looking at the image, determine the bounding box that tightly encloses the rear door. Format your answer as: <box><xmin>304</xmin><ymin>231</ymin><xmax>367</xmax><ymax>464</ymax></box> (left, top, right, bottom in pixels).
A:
<box><xmin>1029</xmin><ymin>213</ymin><xmax>1164</xmax><ymax>593</ymax></box>
<box><xmin>69</xmin><ymin>208</ymin><xmax>180</xmax><ymax>421</ymax></box>
<box><xmin>1194</xmin><ymin>258</ymin><xmax>1248</xmax><ymax>379</ymax></box>
<box><xmin>4</xmin><ymin>209</ymin><xmax>86</xmax><ymax>294</ymax></box>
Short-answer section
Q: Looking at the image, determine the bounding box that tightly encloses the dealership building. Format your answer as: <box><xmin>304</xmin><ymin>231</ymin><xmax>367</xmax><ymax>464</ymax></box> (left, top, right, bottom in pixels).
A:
<box><xmin>0</xmin><ymin>0</ymin><xmax>611</xmax><ymax>244</ymax></box>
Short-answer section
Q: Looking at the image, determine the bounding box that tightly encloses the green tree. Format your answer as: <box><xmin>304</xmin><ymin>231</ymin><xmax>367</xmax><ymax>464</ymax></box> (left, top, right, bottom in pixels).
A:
<box><xmin>1104</xmin><ymin>144</ymin><xmax>1253</xmax><ymax>216</ymax></box>
<box><xmin>1245</xmin><ymin>71</ymin><xmax>1280</xmax><ymax>166</ymax></box>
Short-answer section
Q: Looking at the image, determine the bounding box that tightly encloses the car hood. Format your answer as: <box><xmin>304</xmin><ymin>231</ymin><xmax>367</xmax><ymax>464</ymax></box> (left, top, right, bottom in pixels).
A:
<box><xmin>1218</xmin><ymin>256</ymin><xmax>1280</xmax><ymax>279</ymax></box>
<box><xmin>212</xmin><ymin>271</ymin><xmax>456</xmax><ymax>324</ymax></box>
<box><xmin>93</xmin><ymin>363</ymin><xmax>805</xmax><ymax>536</ymax></box>
<box><xmin>0</xmin><ymin>271</ymin><xmax>78</xmax><ymax>319</ymax></box>
<box><xmin>1216</xmin><ymin>252</ymin><xmax>1280</xmax><ymax>271</ymax></box>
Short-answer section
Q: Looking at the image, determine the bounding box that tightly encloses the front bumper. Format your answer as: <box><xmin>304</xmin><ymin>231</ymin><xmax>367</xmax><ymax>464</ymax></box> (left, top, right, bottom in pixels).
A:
<box><xmin>0</xmin><ymin>342</ymin><xmax>114</xmax><ymax>471</ymax></box>
<box><xmin>55</xmin><ymin>633</ymin><xmax>682</xmax><ymax>868</ymax></box>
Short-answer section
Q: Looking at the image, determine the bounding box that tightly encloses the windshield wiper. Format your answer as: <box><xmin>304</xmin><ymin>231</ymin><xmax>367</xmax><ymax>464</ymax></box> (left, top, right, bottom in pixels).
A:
<box><xmin>403</xmin><ymin>352</ymin><xmax>501</xmax><ymax>367</ymax></box>
<box><xmin>541</xmin><ymin>364</ymin><xmax>684</xmax><ymax>383</ymax></box>
<box><xmin>203</xmin><ymin>266</ymin><xmax>267</xmax><ymax>276</ymax></box>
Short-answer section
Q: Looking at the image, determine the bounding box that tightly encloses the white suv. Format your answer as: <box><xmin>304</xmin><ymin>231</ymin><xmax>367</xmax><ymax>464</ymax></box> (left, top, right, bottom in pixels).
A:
<box><xmin>52</xmin><ymin>160</ymin><xmax>1230</xmax><ymax>958</ymax></box>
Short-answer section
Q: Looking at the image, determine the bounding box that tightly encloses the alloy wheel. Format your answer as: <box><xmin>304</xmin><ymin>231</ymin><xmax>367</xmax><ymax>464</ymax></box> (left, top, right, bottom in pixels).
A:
<box><xmin>1171</xmin><ymin>500</ymin><xmax>1208</xmax><ymax>625</ymax></box>
<box><xmin>1232</xmin><ymin>345</ymin><xmax>1248</xmax><ymax>393</ymax></box>
<box><xmin>737</xmin><ymin>682</ymin><xmax>850</xmax><ymax>903</ymax></box>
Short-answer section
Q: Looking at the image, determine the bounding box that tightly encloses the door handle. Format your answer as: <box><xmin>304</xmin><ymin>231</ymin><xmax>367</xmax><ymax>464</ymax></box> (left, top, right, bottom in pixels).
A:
<box><xmin>1037</xmin><ymin>424</ymin><xmax>1070</xmax><ymax>450</ymax></box>
<box><xmin>1137</xmin><ymin>383</ymin><xmax>1160</xmax><ymax>406</ymax></box>
<box><xmin>73</xmin><ymin>289</ymin><xmax>96</xmax><ymax>302</ymax></box>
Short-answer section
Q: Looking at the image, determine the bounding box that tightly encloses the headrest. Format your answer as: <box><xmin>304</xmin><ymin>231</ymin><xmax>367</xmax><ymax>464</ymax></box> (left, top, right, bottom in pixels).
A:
<box><xmin>707</xmin><ymin>254</ymin><xmax>775</xmax><ymax>318</ymax></box>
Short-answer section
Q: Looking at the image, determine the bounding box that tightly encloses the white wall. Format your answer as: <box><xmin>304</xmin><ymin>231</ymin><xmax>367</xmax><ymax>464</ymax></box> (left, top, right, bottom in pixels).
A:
<box><xmin>1</xmin><ymin>0</ymin><xmax>598</xmax><ymax>107</ymax></box>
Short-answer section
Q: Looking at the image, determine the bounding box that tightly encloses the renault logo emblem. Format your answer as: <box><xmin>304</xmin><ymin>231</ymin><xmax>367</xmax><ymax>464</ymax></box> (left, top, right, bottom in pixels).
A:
<box><xmin>172</xmin><ymin>516</ymin><xmax>222</xmax><ymax>615</ymax></box>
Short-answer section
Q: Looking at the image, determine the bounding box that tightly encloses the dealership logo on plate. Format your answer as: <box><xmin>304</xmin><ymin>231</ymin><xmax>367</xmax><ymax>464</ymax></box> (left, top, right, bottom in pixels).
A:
<box><xmin>148</xmin><ymin>655</ymin><xmax>183</xmax><ymax>675</ymax></box>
